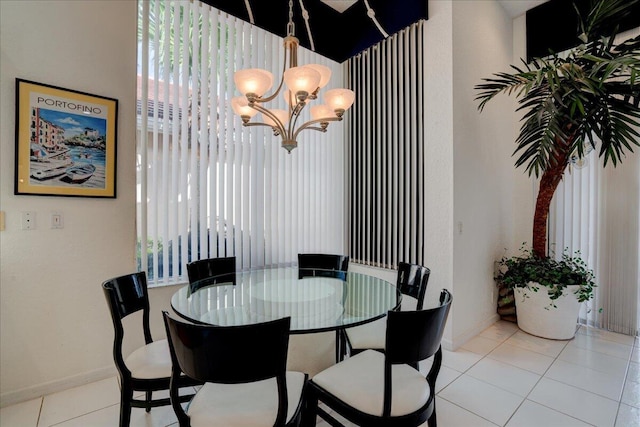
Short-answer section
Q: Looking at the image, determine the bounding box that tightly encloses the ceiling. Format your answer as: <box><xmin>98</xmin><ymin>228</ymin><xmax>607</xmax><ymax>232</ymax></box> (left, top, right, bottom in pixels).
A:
<box><xmin>200</xmin><ymin>0</ymin><xmax>638</xmax><ymax>63</ymax></box>
<box><xmin>200</xmin><ymin>0</ymin><xmax>428</xmax><ymax>63</ymax></box>
<box><xmin>497</xmin><ymin>0</ymin><xmax>549</xmax><ymax>18</ymax></box>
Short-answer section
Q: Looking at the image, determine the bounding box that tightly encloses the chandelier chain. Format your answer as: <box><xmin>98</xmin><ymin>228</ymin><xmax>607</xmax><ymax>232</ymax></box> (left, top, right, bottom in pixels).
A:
<box><xmin>287</xmin><ymin>0</ymin><xmax>295</xmax><ymax>36</ymax></box>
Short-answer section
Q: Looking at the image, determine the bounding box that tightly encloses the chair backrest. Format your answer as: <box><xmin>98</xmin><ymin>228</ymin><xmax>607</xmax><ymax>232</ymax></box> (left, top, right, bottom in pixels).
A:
<box><xmin>186</xmin><ymin>256</ymin><xmax>236</xmax><ymax>292</ymax></box>
<box><xmin>397</xmin><ymin>262</ymin><xmax>431</xmax><ymax>310</ymax></box>
<box><xmin>380</xmin><ymin>289</ymin><xmax>451</xmax><ymax>417</ymax></box>
<box><xmin>385</xmin><ymin>289</ymin><xmax>452</xmax><ymax>365</ymax></box>
<box><xmin>163</xmin><ymin>313</ymin><xmax>292</xmax><ymax>424</ymax></box>
<box><xmin>102</xmin><ymin>272</ymin><xmax>153</xmax><ymax>374</ymax></box>
<box><xmin>298</xmin><ymin>253</ymin><xmax>349</xmax><ymax>280</ymax></box>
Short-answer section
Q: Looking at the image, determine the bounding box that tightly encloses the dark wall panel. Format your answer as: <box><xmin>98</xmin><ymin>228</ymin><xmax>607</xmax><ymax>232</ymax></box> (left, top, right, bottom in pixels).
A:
<box><xmin>526</xmin><ymin>0</ymin><xmax>640</xmax><ymax>61</ymax></box>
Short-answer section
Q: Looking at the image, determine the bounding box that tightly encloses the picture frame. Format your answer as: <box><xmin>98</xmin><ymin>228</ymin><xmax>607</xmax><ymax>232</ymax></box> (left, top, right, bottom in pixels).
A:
<box><xmin>14</xmin><ymin>78</ymin><xmax>118</xmax><ymax>198</ymax></box>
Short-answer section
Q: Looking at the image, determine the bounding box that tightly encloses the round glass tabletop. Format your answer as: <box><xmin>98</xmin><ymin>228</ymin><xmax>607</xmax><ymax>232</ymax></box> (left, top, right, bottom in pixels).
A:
<box><xmin>171</xmin><ymin>266</ymin><xmax>401</xmax><ymax>333</ymax></box>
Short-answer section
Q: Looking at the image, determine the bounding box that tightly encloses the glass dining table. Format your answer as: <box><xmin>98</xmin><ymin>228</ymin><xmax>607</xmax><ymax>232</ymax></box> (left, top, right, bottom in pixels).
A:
<box><xmin>170</xmin><ymin>266</ymin><xmax>401</xmax><ymax>334</ymax></box>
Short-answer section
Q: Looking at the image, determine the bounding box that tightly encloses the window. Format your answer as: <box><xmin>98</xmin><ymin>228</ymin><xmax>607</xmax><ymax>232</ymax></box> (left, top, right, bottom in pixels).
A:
<box><xmin>137</xmin><ymin>0</ymin><xmax>346</xmax><ymax>286</ymax></box>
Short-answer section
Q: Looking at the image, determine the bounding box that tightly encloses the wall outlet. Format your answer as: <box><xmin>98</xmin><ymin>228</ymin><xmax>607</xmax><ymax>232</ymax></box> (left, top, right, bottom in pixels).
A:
<box><xmin>22</xmin><ymin>211</ymin><xmax>36</xmax><ymax>230</ymax></box>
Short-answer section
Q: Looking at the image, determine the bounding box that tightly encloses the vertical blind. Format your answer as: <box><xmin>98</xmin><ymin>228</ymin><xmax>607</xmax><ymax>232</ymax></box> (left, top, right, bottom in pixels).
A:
<box><xmin>549</xmin><ymin>27</ymin><xmax>640</xmax><ymax>337</ymax></box>
<box><xmin>137</xmin><ymin>0</ymin><xmax>346</xmax><ymax>286</ymax></box>
<box><xmin>347</xmin><ymin>21</ymin><xmax>426</xmax><ymax>269</ymax></box>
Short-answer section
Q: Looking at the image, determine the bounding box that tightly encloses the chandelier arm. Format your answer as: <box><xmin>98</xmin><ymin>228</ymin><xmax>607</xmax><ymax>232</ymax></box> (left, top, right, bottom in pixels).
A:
<box><xmin>288</xmin><ymin>102</ymin><xmax>308</xmax><ymax>137</ymax></box>
<box><xmin>249</xmin><ymin>102</ymin><xmax>287</xmax><ymax>136</ymax></box>
<box><xmin>293</xmin><ymin>117</ymin><xmax>342</xmax><ymax>140</ymax></box>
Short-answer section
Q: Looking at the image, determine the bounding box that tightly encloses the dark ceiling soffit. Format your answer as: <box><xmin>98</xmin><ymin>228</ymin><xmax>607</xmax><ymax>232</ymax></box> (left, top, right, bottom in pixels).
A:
<box><xmin>526</xmin><ymin>0</ymin><xmax>640</xmax><ymax>62</ymax></box>
<box><xmin>199</xmin><ymin>0</ymin><xmax>428</xmax><ymax>63</ymax></box>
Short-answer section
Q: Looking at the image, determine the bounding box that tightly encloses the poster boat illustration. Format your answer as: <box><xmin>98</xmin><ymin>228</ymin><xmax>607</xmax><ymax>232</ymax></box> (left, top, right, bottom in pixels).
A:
<box><xmin>31</xmin><ymin>163</ymin><xmax>70</xmax><ymax>180</ymax></box>
<box><xmin>65</xmin><ymin>163</ymin><xmax>95</xmax><ymax>182</ymax></box>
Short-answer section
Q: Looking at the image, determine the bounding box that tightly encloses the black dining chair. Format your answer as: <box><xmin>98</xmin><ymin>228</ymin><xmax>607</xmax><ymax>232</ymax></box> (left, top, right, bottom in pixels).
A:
<box><xmin>186</xmin><ymin>256</ymin><xmax>236</xmax><ymax>293</ymax></box>
<box><xmin>344</xmin><ymin>262</ymin><xmax>431</xmax><ymax>358</ymax></box>
<box><xmin>163</xmin><ymin>312</ymin><xmax>308</xmax><ymax>427</ymax></box>
<box><xmin>102</xmin><ymin>272</ymin><xmax>200</xmax><ymax>427</ymax></box>
<box><xmin>303</xmin><ymin>289</ymin><xmax>452</xmax><ymax>427</ymax></box>
<box><xmin>298</xmin><ymin>253</ymin><xmax>350</xmax><ymax>362</ymax></box>
<box><xmin>298</xmin><ymin>253</ymin><xmax>349</xmax><ymax>281</ymax></box>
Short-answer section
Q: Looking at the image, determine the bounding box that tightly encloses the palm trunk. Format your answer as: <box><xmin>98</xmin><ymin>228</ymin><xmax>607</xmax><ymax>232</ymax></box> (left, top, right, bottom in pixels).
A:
<box><xmin>532</xmin><ymin>135</ymin><xmax>573</xmax><ymax>258</ymax></box>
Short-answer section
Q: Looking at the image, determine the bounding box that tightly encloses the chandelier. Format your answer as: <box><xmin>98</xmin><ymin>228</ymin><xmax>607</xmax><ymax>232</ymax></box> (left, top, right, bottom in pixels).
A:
<box><xmin>231</xmin><ymin>0</ymin><xmax>355</xmax><ymax>153</ymax></box>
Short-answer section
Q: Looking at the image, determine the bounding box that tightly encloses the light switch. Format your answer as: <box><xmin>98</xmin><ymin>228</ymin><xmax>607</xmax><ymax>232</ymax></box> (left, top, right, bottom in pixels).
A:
<box><xmin>51</xmin><ymin>212</ymin><xmax>64</xmax><ymax>229</ymax></box>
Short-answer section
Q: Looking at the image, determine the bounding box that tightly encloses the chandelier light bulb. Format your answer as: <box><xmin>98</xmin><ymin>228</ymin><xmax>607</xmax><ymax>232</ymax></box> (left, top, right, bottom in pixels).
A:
<box><xmin>306</xmin><ymin>64</ymin><xmax>332</xmax><ymax>90</ymax></box>
<box><xmin>231</xmin><ymin>96</ymin><xmax>258</xmax><ymax>118</ymax></box>
<box><xmin>324</xmin><ymin>88</ymin><xmax>355</xmax><ymax>114</ymax></box>
<box><xmin>234</xmin><ymin>68</ymin><xmax>274</xmax><ymax>97</ymax></box>
<box><xmin>284</xmin><ymin>66</ymin><xmax>322</xmax><ymax>99</ymax></box>
<box><xmin>310</xmin><ymin>105</ymin><xmax>337</xmax><ymax>121</ymax></box>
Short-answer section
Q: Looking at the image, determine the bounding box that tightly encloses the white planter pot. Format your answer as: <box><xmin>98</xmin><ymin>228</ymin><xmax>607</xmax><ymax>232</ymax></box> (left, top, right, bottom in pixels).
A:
<box><xmin>514</xmin><ymin>283</ymin><xmax>581</xmax><ymax>340</ymax></box>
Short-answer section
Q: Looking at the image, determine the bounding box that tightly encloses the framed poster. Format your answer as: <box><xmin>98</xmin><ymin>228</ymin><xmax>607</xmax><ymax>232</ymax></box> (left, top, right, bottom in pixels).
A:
<box><xmin>14</xmin><ymin>79</ymin><xmax>118</xmax><ymax>198</ymax></box>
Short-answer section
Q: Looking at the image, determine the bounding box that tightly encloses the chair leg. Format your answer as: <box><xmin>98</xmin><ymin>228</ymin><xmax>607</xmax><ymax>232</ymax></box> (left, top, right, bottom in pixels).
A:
<box><xmin>145</xmin><ymin>390</ymin><xmax>152</xmax><ymax>412</ymax></box>
<box><xmin>119</xmin><ymin>386</ymin><xmax>133</xmax><ymax>427</ymax></box>
<box><xmin>428</xmin><ymin>400</ymin><xmax>437</xmax><ymax>427</ymax></box>
<box><xmin>301</xmin><ymin>389</ymin><xmax>319</xmax><ymax>427</ymax></box>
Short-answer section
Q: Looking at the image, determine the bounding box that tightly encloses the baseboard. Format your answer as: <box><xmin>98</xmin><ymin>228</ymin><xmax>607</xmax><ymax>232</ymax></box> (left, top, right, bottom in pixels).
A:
<box><xmin>444</xmin><ymin>313</ymin><xmax>501</xmax><ymax>351</ymax></box>
<box><xmin>0</xmin><ymin>365</ymin><xmax>116</xmax><ymax>408</ymax></box>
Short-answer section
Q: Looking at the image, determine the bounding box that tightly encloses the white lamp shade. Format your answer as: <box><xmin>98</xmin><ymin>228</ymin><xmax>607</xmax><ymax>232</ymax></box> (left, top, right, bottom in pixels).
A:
<box><xmin>234</xmin><ymin>68</ymin><xmax>274</xmax><ymax>97</ymax></box>
<box><xmin>283</xmin><ymin>90</ymin><xmax>296</xmax><ymax>108</ymax></box>
<box><xmin>262</xmin><ymin>109</ymin><xmax>289</xmax><ymax>127</ymax></box>
<box><xmin>310</xmin><ymin>105</ymin><xmax>337</xmax><ymax>121</ymax></box>
<box><xmin>324</xmin><ymin>88</ymin><xmax>355</xmax><ymax>111</ymax></box>
<box><xmin>231</xmin><ymin>96</ymin><xmax>258</xmax><ymax>118</ymax></box>
<box><xmin>306</xmin><ymin>64</ymin><xmax>332</xmax><ymax>89</ymax></box>
<box><xmin>284</xmin><ymin>66</ymin><xmax>321</xmax><ymax>95</ymax></box>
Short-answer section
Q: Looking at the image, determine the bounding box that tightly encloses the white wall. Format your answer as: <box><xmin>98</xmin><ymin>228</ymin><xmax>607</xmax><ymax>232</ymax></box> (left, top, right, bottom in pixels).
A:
<box><xmin>450</xmin><ymin>0</ymin><xmax>526</xmax><ymax>345</ymax></box>
<box><xmin>0</xmin><ymin>0</ymin><xmax>140</xmax><ymax>405</ymax></box>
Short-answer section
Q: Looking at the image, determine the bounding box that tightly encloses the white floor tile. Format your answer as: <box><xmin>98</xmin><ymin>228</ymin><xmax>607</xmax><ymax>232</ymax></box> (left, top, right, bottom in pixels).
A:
<box><xmin>51</xmin><ymin>403</ymin><xmax>179</xmax><ymax>427</ymax></box>
<box><xmin>419</xmin><ymin>358</ymin><xmax>462</xmax><ymax>393</ymax></box>
<box><xmin>438</xmin><ymin>374</ymin><xmax>524</xmax><ymax>426</ymax></box>
<box><xmin>38</xmin><ymin>377</ymin><xmax>120</xmax><ymax>427</ymax></box>
<box><xmin>461</xmin><ymin>336</ymin><xmax>502</xmax><ymax>356</ymax></box>
<box><xmin>478</xmin><ymin>321</ymin><xmax>519</xmax><ymax>343</ymax></box>
<box><xmin>569</xmin><ymin>334</ymin><xmax>634</xmax><ymax>360</ymax></box>
<box><xmin>441</xmin><ymin>348</ymin><xmax>483</xmax><ymax>372</ymax></box>
<box><xmin>487</xmin><ymin>342</ymin><xmax>555</xmax><ymax>375</ymax></box>
<box><xmin>622</xmin><ymin>378</ymin><xmax>640</xmax><ymax>408</ymax></box>
<box><xmin>3</xmin><ymin>321</ymin><xmax>636</xmax><ymax>427</ymax></box>
<box><xmin>528</xmin><ymin>378</ymin><xmax>619</xmax><ymax>427</ymax></box>
<box><xmin>0</xmin><ymin>397</ymin><xmax>41</xmax><ymax>427</ymax></box>
<box><xmin>615</xmin><ymin>403</ymin><xmax>640</xmax><ymax>427</ymax></box>
<box><xmin>577</xmin><ymin>327</ymin><xmax>637</xmax><ymax>347</ymax></box>
<box><xmin>628</xmin><ymin>362</ymin><xmax>640</xmax><ymax>383</ymax></box>
<box><xmin>545</xmin><ymin>359</ymin><xmax>626</xmax><ymax>401</ymax></box>
<box><xmin>466</xmin><ymin>358</ymin><xmax>541</xmax><ymax>397</ymax></box>
<box><xmin>435</xmin><ymin>397</ymin><xmax>498</xmax><ymax>427</ymax></box>
<box><xmin>504</xmin><ymin>331</ymin><xmax>569</xmax><ymax>358</ymax></box>
<box><xmin>558</xmin><ymin>345</ymin><xmax>629</xmax><ymax>377</ymax></box>
<box><xmin>505</xmin><ymin>400</ymin><xmax>592</xmax><ymax>427</ymax></box>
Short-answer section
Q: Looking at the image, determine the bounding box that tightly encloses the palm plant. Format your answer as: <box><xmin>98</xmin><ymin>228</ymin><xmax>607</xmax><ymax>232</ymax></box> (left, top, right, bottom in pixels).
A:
<box><xmin>476</xmin><ymin>0</ymin><xmax>640</xmax><ymax>259</ymax></box>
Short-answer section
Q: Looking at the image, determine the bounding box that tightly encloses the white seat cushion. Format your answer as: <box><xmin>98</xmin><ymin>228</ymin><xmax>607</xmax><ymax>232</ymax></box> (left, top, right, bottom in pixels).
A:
<box><xmin>187</xmin><ymin>371</ymin><xmax>306</xmax><ymax>427</ymax></box>
<box><xmin>125</xmin><ymin>339</ymin><xmax>172</xmax><ymax>379</ymax></box>
<box><xmin>312</xmin><ymin>349</ymin><xmax>429</xmax><ymax>417</ymax></box>
<box><xmin>346</xmin><ymin>295</ymin><xmax>418</xmax><ymax>351</ymax></box>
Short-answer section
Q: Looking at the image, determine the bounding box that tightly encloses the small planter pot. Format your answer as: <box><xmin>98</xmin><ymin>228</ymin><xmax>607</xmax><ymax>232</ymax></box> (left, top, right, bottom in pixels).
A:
<box><xmin>514</xmin><ymin>283</ymin><xmax>581</xmax><ymax>340</ymax></box>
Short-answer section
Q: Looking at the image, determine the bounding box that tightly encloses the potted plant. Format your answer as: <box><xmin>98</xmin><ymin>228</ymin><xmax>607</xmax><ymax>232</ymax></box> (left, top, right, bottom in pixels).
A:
<box><xmin>475</xmin><ymin>0</ymin><xmax>640</xmax><ymax>337</ymax></box>
<box><xmin>495</xmin><ymin>245</ymin><xmax>596</xmax><ymax>339</ymax></box>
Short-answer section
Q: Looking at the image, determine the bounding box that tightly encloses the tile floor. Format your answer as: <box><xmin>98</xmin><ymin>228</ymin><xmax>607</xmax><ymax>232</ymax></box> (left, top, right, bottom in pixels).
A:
<box><xmin>1</xmin><ymin>321</ymin><xmax>638</xmax><ymax>427</ymax></box>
